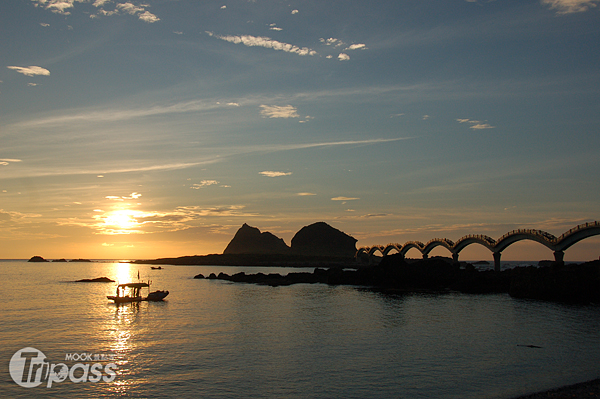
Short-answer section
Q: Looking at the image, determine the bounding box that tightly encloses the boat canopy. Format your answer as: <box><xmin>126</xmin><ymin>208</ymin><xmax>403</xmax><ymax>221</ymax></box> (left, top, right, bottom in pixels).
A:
<box><xmin>118</xmin><ymin>283</ymin><xmax>149</xmax><ymax>289</ymax></box>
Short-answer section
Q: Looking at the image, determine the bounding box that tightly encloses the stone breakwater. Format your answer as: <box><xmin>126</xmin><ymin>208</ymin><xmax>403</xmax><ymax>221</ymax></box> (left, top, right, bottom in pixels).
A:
<box><xmin>195</xmin><ymin>255</ymin><xmax>600</xmax><ymax>303</ymax></box>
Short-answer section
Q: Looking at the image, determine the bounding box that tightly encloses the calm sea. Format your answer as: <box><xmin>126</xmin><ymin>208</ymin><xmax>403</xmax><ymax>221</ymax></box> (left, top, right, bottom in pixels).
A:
<box><xmin>1</xmin><ymin>260</ymin><xmax>599</xmax><ymax>398</ymax></box>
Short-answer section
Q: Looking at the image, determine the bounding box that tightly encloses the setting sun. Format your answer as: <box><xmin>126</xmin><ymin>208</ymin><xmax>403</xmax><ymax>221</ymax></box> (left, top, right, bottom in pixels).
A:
<box><xmin>102</xmin><ymin>210</ymin><xmax>140</xmax><ymax>233</ymax></box>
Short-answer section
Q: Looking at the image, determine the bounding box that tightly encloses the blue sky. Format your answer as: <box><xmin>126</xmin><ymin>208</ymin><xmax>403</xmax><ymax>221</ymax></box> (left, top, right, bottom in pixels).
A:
<box><xmin>1</xmin><ymin>0</ymin><xmax>599</xmax><ymax>260</ymax></box>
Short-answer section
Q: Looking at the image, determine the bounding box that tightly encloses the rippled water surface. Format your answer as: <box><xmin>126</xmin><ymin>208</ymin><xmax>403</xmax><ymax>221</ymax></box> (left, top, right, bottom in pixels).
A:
<box><xmin>1</xmin><ymin>261</ymin><xmax>599</xmax><ymax>398</ymax></box>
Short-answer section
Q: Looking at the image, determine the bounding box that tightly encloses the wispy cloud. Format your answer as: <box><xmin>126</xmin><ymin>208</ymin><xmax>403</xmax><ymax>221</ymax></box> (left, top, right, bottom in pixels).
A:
<box><xmin>7</xmin><ymin>66</ymin><xmax>50</xmax><ymax>77</ymax></box>
<box><xmin>345</xmin><ymin>43</ymin><xmax>367</xmax><ymax>51</ymax></box>
<box><xmin>297</xmin><ymin>192</ymin><xmax>316</xmax><ymax>196</ymax></box>
<box><xmin>105</xmin><ymin>192</ymin><xmax>142</xmax><ymax>201</ymax></box>
<box><xmin>338</xmin><ymin>53</ymin><xmax>350</xmax><ymax>61</ymax></box>
<box><xmin>0</xmin><ymin>158</ymin><xmax>22</xmax><ymax>166</ymax></box>
<box><xmin>331</xmin><ymin>196</ymin><xmax>359</xmax><ymax>201</ymax></box>
<box><xmin>320</xmin><ymin>38</ymin><xmax>344</xmax><ymax>47</ymax></box>
<box><xmin>246</xmin><ymin>137</ymin><xmax>414</xmax><ymax>153</ymax></box>
<box><xmin>32</xmin><ymin>0</ymin><xmax>160</xmax><ymax>22</ymax></box>
<box><xmin>470</xmin><ymin>123</ymin><xmax>494</xmax><ymax>129</ymax></box>
<box><xmin>191</xmin><ymin>180</ymin><xmax>220</xmax><ymax>189</ymax></box>
<box><xmin>259</xmin><ymin>105</ymin><xmax>300</xmax><ymax>118</ymax></box>
<box><xmin>541</xmin><ymin>0</ymin><xmax>599</xmax><ymax>14</ymax></box>
<box><xmin>260</xmin><ymin>171</ymin><xmax>292</xmax><ymax>177</ymax></box>
<box><xmin>206</xmin><ymin>32</ymin><xmax>317</xmax><ymax>56</ymax></box>
<box><xmin>116</xmin><ymin>2</ymin><xmax>160</xmax><ymax>23</ymax></box>
<box><xmin>14</xmin><ymin>100</ymin><xmax>230</xmax><ymax>127</ymax></box>
<box><xmin>31</xmin><ymin>0</ymin><xmax>80</xmax><ymax>15</ymax></box>
<box><xmin>456</xmin><ymin>118</ymin><xmax>495</xmax><ymax>129</ymax></box>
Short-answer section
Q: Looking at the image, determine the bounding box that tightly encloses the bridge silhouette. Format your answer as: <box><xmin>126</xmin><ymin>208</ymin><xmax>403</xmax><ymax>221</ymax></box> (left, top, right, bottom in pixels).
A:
<box><xmin>356</xmin><ymin>221</ymin><xmax>600</xmax><ymax>271</ymax></box>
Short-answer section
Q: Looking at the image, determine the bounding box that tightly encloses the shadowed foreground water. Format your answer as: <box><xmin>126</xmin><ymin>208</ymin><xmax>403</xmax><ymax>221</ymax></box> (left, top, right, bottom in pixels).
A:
<box><xmin>1</xmin><ymin>261</ymin><xmax>599</xmax><ymax>398</ymax></box>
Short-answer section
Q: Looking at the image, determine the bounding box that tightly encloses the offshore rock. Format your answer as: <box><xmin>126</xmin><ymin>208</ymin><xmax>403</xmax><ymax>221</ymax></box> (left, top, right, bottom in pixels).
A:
<box><xmin>291</xmin><ymin>222</ymin><xmax>357</xmax><ymax>258</ymax></box>
<box><xmin>223</xmin><ymin>223</ymin><xmax>290</xmax><ymax>255</ymax></box>
<box><xmin>28</xmin><ymin>256</ymin><xmax>48</xmax><ymax>262</ymax></box>
<box><xmin>74</xmin><ymin>277</ymin><xmax>115</xmax><ymax>283</ymax></box>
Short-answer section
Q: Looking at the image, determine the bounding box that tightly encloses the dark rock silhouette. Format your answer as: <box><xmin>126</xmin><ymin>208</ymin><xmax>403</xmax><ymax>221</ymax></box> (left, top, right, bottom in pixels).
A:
<box><xmin>74</xmin><ymin>277</ymin><xmax>115</xmax><ymax>283</ymax></box>
<box><xmin>509</xmin><ymin>261</ymin><xmax>600</xmax><ymax>303</ymax></box>
<box><xmin>291</xmin><ymin>222</ymin><xmax>357</xmax><ymax>257</ymax></box>
<box><xmin>223</xmin><ymin>223</ymin><xmax>290</xmax><ymax>255</ymax></box>
<box><xmin>28</xmin><ymin>256</ymin><xmax>48</xmax><ymax>262</ymax></box>
<box><xmin>202</xmin><ymin>257</ymin><xmax>599</xmax><ymax>303</ymax></box>
<box><xmin>69</xmin><ymin>259</ymin><xmax>92</xmax><ymax>262</ymax></box>
<box><xmin>52</xmin><ymin>259</ymin><xmax>68</xmax><ymax>262</ymax></box>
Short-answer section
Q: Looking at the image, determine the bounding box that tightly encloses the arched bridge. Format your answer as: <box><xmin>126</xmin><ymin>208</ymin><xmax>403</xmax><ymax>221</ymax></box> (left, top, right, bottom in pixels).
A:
<box><xmin>356</xmin><ymin>221</ymin><xmax>600</xmax><ymax>271</ymax></box>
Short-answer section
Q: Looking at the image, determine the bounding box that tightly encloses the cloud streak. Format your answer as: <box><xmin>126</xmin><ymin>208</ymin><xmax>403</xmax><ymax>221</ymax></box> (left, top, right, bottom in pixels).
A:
<box><xmin>259</xmin><ymin>171</ymin><xmax>292</xmax><ymax>177</ymax></box>
<box><xmin>13</xmin><ymin>100</ymin><xmax>231</xmax><ymax>127</ymax></box>
<box><xmin>7</xmin><ymin>66</ymin><xmax>50</xmax><ymax>77</ymax></box>
<box><xmin>457</xmin><ymin>118</ymin><xmax>495</xmax><ymax>129</ymax></box>
<box><xmin>206</xmin><ymin>32</ymin><xmax>317</xmax><ymax>56</ymax></box>
<box><xmin>541</xmin><ymin>0</ymin><xmax>599</xmax><ymax>13</ymax></box>
<box><xmin>260</xmin><ymin>105</ymin><xmax>300</xmax><ymax>118</ymax></box>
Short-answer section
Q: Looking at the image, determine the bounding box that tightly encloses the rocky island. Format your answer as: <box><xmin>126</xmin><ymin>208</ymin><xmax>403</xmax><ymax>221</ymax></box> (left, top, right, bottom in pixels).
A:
<box><xmin>135</xmin><ymin>222</ymin><xmax>359</xmax><ymax>267</ymax></box>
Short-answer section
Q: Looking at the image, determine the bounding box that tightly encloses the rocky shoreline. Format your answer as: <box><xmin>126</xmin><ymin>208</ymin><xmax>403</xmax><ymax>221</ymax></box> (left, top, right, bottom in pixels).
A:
<box><xmin>195</xmin><ymin>255</ymin><xmax>600</xmax><ymax>304</ymax></box>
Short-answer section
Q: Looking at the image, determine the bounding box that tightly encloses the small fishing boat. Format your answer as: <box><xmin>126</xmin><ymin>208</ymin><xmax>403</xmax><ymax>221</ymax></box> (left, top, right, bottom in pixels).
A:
<box><xmin>107</xmin><ymin>282</ymin><xmax>169</xmax><ymax>303</ymax></box>
<box><xmin>146</xmin><ymin>290</ymin><xmax>169</xmax><ymax>301</ymax></box>
<box><xmin>151</xmin><ymin>266</ymin><xmax>164</xmax><ymax>270</ymax></box>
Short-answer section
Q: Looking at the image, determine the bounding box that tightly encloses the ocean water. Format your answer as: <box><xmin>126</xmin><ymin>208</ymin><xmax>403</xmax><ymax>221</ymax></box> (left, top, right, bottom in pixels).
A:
<box><xmin>1</xmin><ymin>260</ymin><xmax>599</xmax><ymax>398</ymax></box>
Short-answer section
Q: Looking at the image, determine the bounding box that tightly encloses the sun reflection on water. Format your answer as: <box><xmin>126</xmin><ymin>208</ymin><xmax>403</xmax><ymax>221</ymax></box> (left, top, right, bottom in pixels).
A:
<box><xmin>115</xmin><ymin>262</ymin><xmax>136</xmax><ymax>285</ymax></box>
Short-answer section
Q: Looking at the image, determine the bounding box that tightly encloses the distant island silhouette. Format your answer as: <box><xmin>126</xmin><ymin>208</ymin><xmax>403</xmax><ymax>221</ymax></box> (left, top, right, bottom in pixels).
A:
<box><xmin>28</xmin><ymin>256</ymin><xmax>93</xmax><ymax>263</ymax></box>
<box><xmin>135</xmin><ymin>222</ymin><xmax>358</xmax><ymax>266</ymax></box>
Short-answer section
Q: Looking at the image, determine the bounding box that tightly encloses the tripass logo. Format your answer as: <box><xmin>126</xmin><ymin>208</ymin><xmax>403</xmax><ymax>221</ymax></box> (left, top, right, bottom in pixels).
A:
<box><xmin>9</xmin><ymin>347</ymin><xmax>118</xmax><ymax>388</ymax></box>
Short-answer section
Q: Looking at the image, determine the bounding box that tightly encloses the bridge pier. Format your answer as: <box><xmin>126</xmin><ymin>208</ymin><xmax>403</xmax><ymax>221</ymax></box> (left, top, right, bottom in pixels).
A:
<box><xmin>493</xmin><ymin>252</ymin><xmax>501</xmax><ymax>272</ymax></box>
<box><xmin>452</xmin><ymin>253</ymin><xmax>459</xmax><ymax>263</ymax></box>
<box><xmin>553</xmin><ymin>250</ymin><xmax>564</xmax><ymax>266</ymax></box>
<box><xmin>422</xmin><ymin>253</ymin><xmax>428</xmax><ymax>260</ymax></box>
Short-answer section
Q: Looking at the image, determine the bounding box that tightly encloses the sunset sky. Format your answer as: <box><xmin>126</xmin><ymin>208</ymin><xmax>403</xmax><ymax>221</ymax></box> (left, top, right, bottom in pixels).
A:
<box><xmin>1</xmin><ymin>0</ymin><xmax>599</xmax><ymax>261</ymax></box>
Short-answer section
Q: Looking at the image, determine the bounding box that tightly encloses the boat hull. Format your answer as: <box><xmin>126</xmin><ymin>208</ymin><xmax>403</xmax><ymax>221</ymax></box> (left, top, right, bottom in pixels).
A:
<box><xmin>146</xmin><ymin>290</ymin><xmax>169</xmax><ymax>301</ymax></box>
<box><xmin>107</xmin><ymin>296</ymin><xmax>143</xmax><ymax>303</ymax></box>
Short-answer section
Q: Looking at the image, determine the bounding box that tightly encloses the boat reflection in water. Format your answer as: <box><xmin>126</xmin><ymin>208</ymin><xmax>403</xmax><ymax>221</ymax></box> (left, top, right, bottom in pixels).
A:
<box><xmin>107</xmin><ymin>282</ymin><xmax>169</xmax><ymax>303</ymax></box>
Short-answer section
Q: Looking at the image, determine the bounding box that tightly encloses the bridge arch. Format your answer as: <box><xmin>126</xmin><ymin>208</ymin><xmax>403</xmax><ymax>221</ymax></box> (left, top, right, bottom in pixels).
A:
<box><xmin>493</xmin><ymin>229</ymin><xmax>555</xmax><ymax>253</ymax></box>
<box><xmin>367</xmin><ymin>245</ymin><xmax>386</xmax><ymax>257</ymax></box>
<box><xmin>423</xmin><ymin>238</ymin><xmax>454</xmax><ymax>257</ymax></box>
<box><xmin>401</xmin><ymin>241</ymin><xmax>425</xmax><ymax>258</ymax></box>
<box><xmin>554</xmin><ymin>222</ymin><xmax>600</xmax><ymax>252</ymax></box>
<box><xmin>382</xmin><ymin>244</ymin><xmax>403</xmax><ymax>256</ymax></box>
<box><xmin>453</xmin><ymin>235</ymin><xmax>496</xmax><ymax>254</ymax></box>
